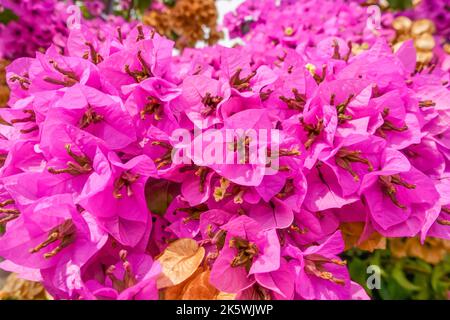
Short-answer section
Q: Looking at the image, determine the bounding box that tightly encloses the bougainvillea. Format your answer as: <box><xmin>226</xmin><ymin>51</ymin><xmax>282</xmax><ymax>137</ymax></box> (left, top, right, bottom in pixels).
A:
<box><xmin>0</xmin><ymin>0</ymin><xmax>136</xmax><ymax>60</ymax></box>
<box><xmin>0</xmin><ymin>0</ymin><xmax>449</xmax><ymax>300</ymax></box>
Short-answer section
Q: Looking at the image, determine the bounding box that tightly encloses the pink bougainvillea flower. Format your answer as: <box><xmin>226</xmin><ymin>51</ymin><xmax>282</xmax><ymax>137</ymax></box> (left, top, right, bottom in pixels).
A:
<box><xmin>124</xmin><ymin>77</ymin><xmax>181</xmax><ymax>137</ymax></box>
<box><xmin>78</xmin><ymin>149</ymin><xmax>157</xmax><ymax>247</ymax></box>
<box><xmin>284</xmin><ymin>231</ymin><xmax>352</xmax><ymax>300</ymax></box>
<box><xmin>180</xmin><ymin>75</ymin><xmax>231</xmax><ymax>129</ymax></box>
<box><xmin>210</xmin><ymin>215</ymin><xmax>280</xmax><ymax>293</ymax></box>
<box><xmin>49</xmin><ymin>84</ymin><xmax>137</xmax><ymax>150</ymax></box>
<box><xmin>359</xmin><ymin>149</ymin><xmax>440</xmax><ymax>237</ymax></box>
<box><xmin>78</xmin><ymin>248</ymin><xmax>160</xmax><ymax>300</ymax></box>
<box><xmin>0</xmin><ymin>194</ymin><xmax>107</xmax><ymax>270</ymax></box>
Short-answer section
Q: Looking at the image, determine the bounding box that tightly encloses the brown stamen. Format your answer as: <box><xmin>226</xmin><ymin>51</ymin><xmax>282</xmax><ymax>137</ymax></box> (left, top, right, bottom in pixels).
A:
<box><xmin>301</xmin><ymin>117</ymin><xmax>325</xmax><ymax>149</ymax></box>
<box><xmin>9</xmin><ymin>75</ymin><xmax>30</xmax><ymax>90</ymax></box>
<box><xmin>201</xmin><ymin>92</ymin><xmax>223</xmax><ymax>117</ymax></box>
<box><xmin>117</xmin><ymin>27</ymin><xmax>123</xmax><ymax>44</ymax></box>
<box><xmin>152</xmin><ymin>141</ymin><xmax>174</xmax><ymax>170</ymax></box>
<box><xmin>229</xmin><ymin>237</ymin><xmax>259</xmax><ymax>272</ymax></box>
<box><xmin>419</xmin><ymin>100</ymin><xmax>436</xmax><ymax>108</ymax></box>
<box><xmin>332</xmin><ymin>94</ymin><xmax>354</xmax><ymax>123</ymax></box>
<box><xmin>276</xmin><ymin>179</ymin><xmax>295</xmax><ymax>199</ymax></box>
<box><xmin>48</xmin><ymin>144</ymin><xmax>92</xmax><ymax>176</ymax></box>
<box><xmin>10</xmin><ymin>110</ymin><xmax>35</xmax><ymax>124</ymax></box>
<box><xmin>106</xmin><ymin>250</ymin><xmax>137</xmax><ymax>292</ymax></box>
<box><xmin>136</xmin><ymin>25</ymin><xmax>145</xmax><ymax>41</ymax></box>
<box><xmin>313</xmin><ymin>65</ymin><xmax>327</xmax><ymax>84</ymax></box>
<box><xmin>20</xmin><ymin>126</ymin><xmax>39</xmax><ymax>134</ymax></box>
<box><xmin>0</xmin><ymin>199</ymin><xmax>20</xmax><ymax>225</ymax></box>
<box><xmin>179</xmin><ymin>204</ymin><xmax>209</xmax><ymax>223</ymax></box>
<box><xmin>29</xmin><ymin>219</ymin><xmax>76</xmax><ymax>259</ymax></box>
<box><xmin>376</xmin><ymin>108</ymin><xmax>408</xmax><ymax>138</ymax></box>
<box><xmin>141</xmin><ymin>96</ymin><xmax>163</xmax><ymax>120</ymax></box>
<box><xmin>437</xmin><ymin>219</ymin><xmax>450</xmax><ymax>226</ymax></box>
<box><xmin>0</xmin><ymin>199</ymin><xmax>15</xmax><ymax>207</ymax></box>
<box><xmin>85</xmin><ymin>42</ymin><xmax>104</xmax><ymax>65</ymax></box>
<box><xmin>378</xmin><ymin>174</ymin><xmax>416</xmax><ymax>209</ymax></box>
<box><xmin>0</xmin><ymin>213</ymin><xmax>20</xmax><ymax>225</ymax></box>
<box><xmin>230</xmin><ymin>68</ymin><xmax>257</xmax><ymax>92</ymax></box>
<box><xmin>113</xmin><ymin>171</ymin><xmax>140</xmax><ymax>199</ymax></box>
<box><xmin>332</xmin><ymin>40</ymin><xmax>341</xmax><ymax>60</ymax></box>
<box><xmin>195</xmin><ymin>167</ymin><xmax>210</xmax><ymax>193</ymax></box>
<box><xmin>43</xmin><ymin>60</ymin><xmax>79</xmax><ymax>87</ymax></box>
<box><xmin>290</xmin><ymin>224</ymin><xmax>308</xmax><ymax>234</ymax></box>
<box><xmin>279</xmin><ymin>88</ymin><xmax>307</xmax><ymax>111</ymax></box>
<box><xmin>304</xmin><ymin>254</ymin><xmax>346</xmax><ymax>285</ymax></box>
<box><xmin>79</xmin><ymin>105</ymin><xmax>103</xmax><ymax>129</ymax></box>
<box><xmin>125</xmin><ymin>50</ymin><xmax>153</xmax><ymax>83</ymax></box>
<box><xmin>260</xmin><ymin>89</ymin><xmax>273</xmax><ymax>101</ymax></box>
<box><xmin>335</xmin><ymin>148</ymin><xmax>374</xmax><ymax>181</ymax></box>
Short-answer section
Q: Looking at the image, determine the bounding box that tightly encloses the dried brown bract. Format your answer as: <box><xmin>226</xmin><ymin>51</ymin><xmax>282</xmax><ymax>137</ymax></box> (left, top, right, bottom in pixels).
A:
<box><xmin>0</xmin><ymin>60</ymin><xmax>10</xmax><ymax>108</ymax></box>
<box><xmin>0</xmin><ymin>273</ymin><xmax>52</xmax><ymax>300</ymax></box>
<box><xmin>143</xmin><ymin>0</ymin><xmax>222</xmax><ymax>50</ymax></box>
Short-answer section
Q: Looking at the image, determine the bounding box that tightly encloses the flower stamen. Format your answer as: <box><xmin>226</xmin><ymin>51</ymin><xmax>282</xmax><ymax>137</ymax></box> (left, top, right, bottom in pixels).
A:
<box><xmin>201</xmin><ymin>92</ymin><xmax>223</xmax><ymax>117</ymax></box>
<box><xmin>229</xmin><ymin>237</ymin><xmax>259</xmax><ymax>272</ymax></box>
<box><xmin>378</xmin><ymin>174</ymin><xmax>416</xmax><ymax>209</ymax></box>
<box><xmin>335</xmin><ymin>148</ymin><xmax>374</xmax><ymax>181</ymax></box>
<box><xmin>48</xmin><ymin>144</ymin><xmax>92</xmax><ymax>176</ymax></box>
<box><xmin>230</xmin><ymin>68</ymin><xmax>257</xmax><ymax>92</ymax></box>
<box><xmin>29</xmin><ymin>219</ymin><xmax>76</xmax><ymax>259</ymax></box>
<box><xmin>280</xmin><ymin>88</ymin><xmax>307</xmax><ymax>111</ymax></box>
<box><xmin>113</xmin><ymin>171</ymin><xmax>140</xmax><ymax>199</ymax></box>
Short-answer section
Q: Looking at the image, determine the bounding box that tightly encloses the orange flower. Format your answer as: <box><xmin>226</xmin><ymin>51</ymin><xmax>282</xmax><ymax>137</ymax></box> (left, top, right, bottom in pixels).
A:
<box><xmin>162</xmin><ymin>267</ymin><xmax>235</xmax><ymax>300</ymax></box>
<box><xmin>0</xmin><ymin>60</ymin><xmax>10</xmax><ymax>108</ymax></box>
<box><xmin>0</xmin><ymin>273</ymin><xmax>51</xmax><ymax>300</ymax></box>
<box><xmin>390</xmin><ymin>237</ymin><xmax>450</xmax><ymax>265</ymax></box>
<box><xmin>143</xmin><ymin>0</ymin><xmax>222</xmax><ymax>50</ymax></box>
<box><xmin>391</xmin><ymin>17</ymin><xmax>439</xmax><ymax>69</ymax></box>
<box><xmin>340</xmin><ymin>222</ymin><xmax>386</xmax><ymax>252</ymax></box>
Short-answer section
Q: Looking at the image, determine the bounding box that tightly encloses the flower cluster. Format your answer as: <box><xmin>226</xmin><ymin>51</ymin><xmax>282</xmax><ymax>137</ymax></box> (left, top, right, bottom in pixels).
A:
<box><xmin>0</xmin><ymin>0</ymin><xmax>70</xmax><ymax>60</ymax></box>
<box><xmin>223</xmin><ymin>0</ymin><xmax>395</xmax><ymax>48</ymax></box>
<box><xmin>0</xmin><ymin>0</ymin><xmax>135</xmax><ymax>60</ymax></box>
<box><xmin>0</xmin><ymin>0</ymin><xmax>449</xmax><ymax>300</ymax></box>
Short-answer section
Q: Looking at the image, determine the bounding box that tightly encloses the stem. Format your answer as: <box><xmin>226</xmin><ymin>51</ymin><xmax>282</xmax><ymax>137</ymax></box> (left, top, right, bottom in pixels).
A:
<box><xmin>126</xmin><ymin>0</ymin><xmax>134</xmax><ymax>21</ymax></box>
<box><xmin>103</xmin><ymin>0</ymin><xmax>112</xmax><ymax>15</ymax></box>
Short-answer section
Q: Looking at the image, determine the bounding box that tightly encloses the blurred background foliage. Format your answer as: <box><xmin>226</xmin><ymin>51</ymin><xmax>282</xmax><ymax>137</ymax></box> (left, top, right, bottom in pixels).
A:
<box><xmin>387</xmin><ymin>0</ymin><xmax>413</xmax><ymax>10</ymax></box>
<box><xmin>344</xmin><ymin>239</ymin><xmax>450</xmax><ymax>300</ymax></box>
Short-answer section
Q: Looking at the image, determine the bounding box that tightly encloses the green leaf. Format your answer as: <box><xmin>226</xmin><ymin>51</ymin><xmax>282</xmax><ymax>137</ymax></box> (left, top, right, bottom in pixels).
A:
<box><xmin>0</xmin><ymin>9</ymin><xmax>18</xmax><ymax>24</ymax></box>
<box><xmin>392</xmin><ymin>262</ymin><xmax>421</xmax><ymax>291</ymax></box>
<box><xmin>388</xmin><ymin>0</ymin><xmax>413</xmax><ymax>10</ymax></box>
<box><xmin>79</xmin><ymin>5</ymin><xmax>92</xmax><ymax>20</ymax></box>
<box><xmin>404</xmin><ymin>259</ymin><xmax>432</xmax><ymax>274</ymax></box>
<box><xmin>145</xmin><ymin>179</ymin><xmax>175</xmax><ymax>216</ymax></box>
<box><xmin>163</xmin><ymin>0</ymin><xmax>176</xmax><ymax>7</ymax></box>
<box><xmin>135</xmin><ymin>0</ymin><xmax>153</xmax><ymax>14</ymax></box>
<box><xmin>347</xmin><ymin>257</ymin><xmax>368</xmax><ymax>287</ymax></box>
<box><xmin>431</xmin><ymin>261</ymin><xmax>450</xmax><ymax>299</ymax></box>
<box><xmin>380</xmin><ymin>277</ymin><xmax>410</xmax><ymax>300</ymax></box>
